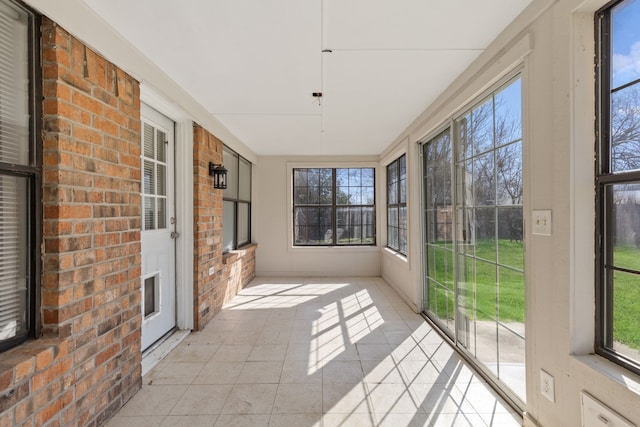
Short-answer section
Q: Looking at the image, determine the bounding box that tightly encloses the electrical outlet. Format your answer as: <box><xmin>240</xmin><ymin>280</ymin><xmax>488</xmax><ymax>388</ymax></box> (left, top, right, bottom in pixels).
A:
<box><xmin>208</xmin><ymin>266</ymin><xmax>215</xmax><ymax>276</ymax></box>
<box><xmin>540</xmin><ymin>369</ymin><xmax>555</xmax><ymax>403</ymax></box>
<box><xmin>532</xmin><ymin>210</ymin><xmax>552</xmax><ymax>236</ymax></box>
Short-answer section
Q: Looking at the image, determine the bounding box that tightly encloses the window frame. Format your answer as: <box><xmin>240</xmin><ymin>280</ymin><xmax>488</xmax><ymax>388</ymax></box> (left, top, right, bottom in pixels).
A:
<box><xmin>595</xmin><ymin>0</ymin><xmax>640</xmax><ymax>376</ymax></box>
<box><xmin>293</xmin><ymin>167</ymin><xmax>376</xmax><ymax>247</ymax></box>
<box><xmin>0</xmin><ymin>0</ymin><xmax>41</xmax><ymax>352</ymax></box>
<box><xmin>222</xmin><ymin>146</ymin><xmax>251</xmax><ymax>253</ymax></box>
<box><xmin>386</xmin><ymin>154</ymin><xmax>407</xmax><ymax>255</ymax></box>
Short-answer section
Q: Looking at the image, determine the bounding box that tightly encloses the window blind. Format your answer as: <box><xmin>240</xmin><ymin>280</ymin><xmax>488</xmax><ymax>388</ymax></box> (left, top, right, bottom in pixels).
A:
<box><xmin>0</xmin><ymin>0</ymin><xmax>30</xmax><ymax>343</ymax></box>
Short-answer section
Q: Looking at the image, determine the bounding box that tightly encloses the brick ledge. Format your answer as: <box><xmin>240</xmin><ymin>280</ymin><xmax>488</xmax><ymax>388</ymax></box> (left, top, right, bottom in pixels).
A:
<box><xmin>222</xmin><ymin>243</ymin><xmax>257</xmax><ymax>265</ymax></box>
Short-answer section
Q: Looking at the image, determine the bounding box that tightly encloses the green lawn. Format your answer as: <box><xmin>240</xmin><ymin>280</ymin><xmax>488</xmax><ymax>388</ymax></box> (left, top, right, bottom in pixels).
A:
<box><xmin>612</xmin><ymin>245</ymin><xmax>640</xmax><ymax>349</ymax></box>
<box><xmin>426</xmin><ymin>241</ymin><xmax>640</xmax><ymax>351</ymax></box>
<box><xmin>425</xmin><ymin>239</ymin><xmax>524</xmax><ymax>323</ymax></box>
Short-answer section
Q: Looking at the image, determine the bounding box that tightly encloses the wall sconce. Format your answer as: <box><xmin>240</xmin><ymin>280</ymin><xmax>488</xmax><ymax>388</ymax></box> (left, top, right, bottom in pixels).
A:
<box><xmin>209</xmin><ymin>162</ymin><xmax>228</xmax><ymax>189</ymax></box>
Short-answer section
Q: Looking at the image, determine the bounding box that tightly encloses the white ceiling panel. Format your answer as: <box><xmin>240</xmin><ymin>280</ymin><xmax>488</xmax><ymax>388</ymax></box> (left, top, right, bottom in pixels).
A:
<box><xmin>80</xmin><ymin>0</ymin><xmax>534</xmax><ymax>156</ymax></box>
<box><xmin>324</xmin><ymin>0</ymin><xmax>532</xmax><ymax>50</ymax></box>
<box><xmin>215</xmin><ymin>115</ymin><xmax>323</xmax><ymax>155</ymax></box>
<box><xmin>321</xmin><ymin>49</ymin><xmax>482</xmax><ymax>154</ymax></box>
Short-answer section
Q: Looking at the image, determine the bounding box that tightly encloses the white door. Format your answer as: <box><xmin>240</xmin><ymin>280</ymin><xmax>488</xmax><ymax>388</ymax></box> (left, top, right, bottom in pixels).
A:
<box><xmin>141</xmin><ymin>105</ymin><xmax>176</xmax><ymax>351</ymax></box>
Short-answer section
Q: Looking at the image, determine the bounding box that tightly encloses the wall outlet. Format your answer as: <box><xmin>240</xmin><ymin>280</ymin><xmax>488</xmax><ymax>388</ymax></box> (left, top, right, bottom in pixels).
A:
<box><xmin>208</xmin><ymin>266</ymin><xmax>215</xmax><ymax>276</ymax></box>
<box><xmin>540</xmin><ymin>369</ymin><xmax>555</xmax><ymax>403</ymax></box>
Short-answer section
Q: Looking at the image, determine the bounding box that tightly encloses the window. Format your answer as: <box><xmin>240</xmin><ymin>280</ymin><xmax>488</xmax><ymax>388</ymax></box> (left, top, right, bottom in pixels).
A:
<box><xmin>596</xmin><ymin>0</ymin><xmax>640</xmax><ymax>374</ymax></box>
<box><xmin>387</xmin><ymin>155</ymin><xmax>407</xmax><ymax>254</ymax></box>
<box><xmin>223</xmin><ymin>146</ymin><xmax>251</xmax><ymax>252</ymax></box>
<box><xmin>0</xmin><ymin>0</ymin><xmax>40</xmax><ymax>351</ymax></box>
<box><xmin>293</xmin><ymin>168</ymin><xmax>375</xmax><ymax>246</ymax></box>
<box><xmin>422</xmin><ymin>75</ymin><xmax>525</xmax><ymax>402</ymax></box>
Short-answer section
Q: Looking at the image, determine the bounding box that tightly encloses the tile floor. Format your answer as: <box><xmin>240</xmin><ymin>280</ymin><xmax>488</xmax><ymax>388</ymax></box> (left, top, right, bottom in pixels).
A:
<box><xmin>106</xmin><ymin>277</ymin><xmax>522</xmax><ymax>427</ymax></box>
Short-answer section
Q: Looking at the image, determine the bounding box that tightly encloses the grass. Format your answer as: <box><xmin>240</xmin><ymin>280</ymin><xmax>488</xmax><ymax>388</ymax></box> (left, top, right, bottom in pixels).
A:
<box><xmin>425</xmin><ymin>240</ymin><xmax>640</xmax><ymax>351</ymax></box>
<box><xmin>425</xmin><ymin>239</ymin><xmax>524</xmax><ymax>323</ymax></box>
<box><xmin>612</xmin><ymin>245</ymin><xmax>640</xmax><ymax>349</ymax></box>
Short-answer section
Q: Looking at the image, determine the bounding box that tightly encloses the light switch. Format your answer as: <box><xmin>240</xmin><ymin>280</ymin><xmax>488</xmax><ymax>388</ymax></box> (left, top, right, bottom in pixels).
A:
<box><xmin>532</xmin><ymin>210</ymin><xmax>552</xmax><ymax>236</ymax></box>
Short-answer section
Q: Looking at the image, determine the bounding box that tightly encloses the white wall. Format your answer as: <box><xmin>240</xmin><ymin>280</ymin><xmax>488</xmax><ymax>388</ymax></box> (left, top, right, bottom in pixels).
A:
<box><xmin>380</xmin><ymin>0</ymin><xmax>640</xmax><ymax>426</ymax></box>
<box><xmin>254</xmin><ymin>156</ymin><xmax>382</xmax><ymax>277</ymax></box>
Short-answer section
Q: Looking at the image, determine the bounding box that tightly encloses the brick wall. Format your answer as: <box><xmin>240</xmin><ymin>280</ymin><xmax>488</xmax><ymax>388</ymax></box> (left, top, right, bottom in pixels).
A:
<box><xmin>0</xmin><ymin>19</ymin><xmax>142</xmax><ymax>426</ymax></box>
<box><xmin>192</xmin><ymin>125</ymin><xmax>256</xmax><ymax>330</ymax></box>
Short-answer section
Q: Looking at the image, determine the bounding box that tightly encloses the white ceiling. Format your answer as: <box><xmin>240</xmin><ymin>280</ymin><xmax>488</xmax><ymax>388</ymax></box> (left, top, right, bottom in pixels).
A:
<box><xmin>82</xmin><ymin>0</ymin><xmax>532</xmax><ymax>156</ymax></box>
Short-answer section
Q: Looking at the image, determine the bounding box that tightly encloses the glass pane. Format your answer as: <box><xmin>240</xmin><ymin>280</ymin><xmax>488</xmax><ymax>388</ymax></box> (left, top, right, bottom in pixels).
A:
<box><xmin>362</xmin><ymin>207</ymin><xmax>375</xmax><ymax>243</ymax></box>
<box><xmin>474</xmin><ymin>153</ymin><xmax>494</xmax><ymax>206</ymax></box>
<box><xmin>156</xmin><ymin>164</ymin><xmax>166</xmax><ymax>196</ymax></box>
<box><xmin>399</xmin><ymin>178</ymin><xmax>406</xmax><ymax>204</ymax></box>
<box><xmin>143</xmin><ymin>123</ymin><xmax>154</xmax><ymax>158</ymax></box>
<box><xmin>611</xmin><ymin>270</ymin><xmax>640</xmax><ymax>361</ymax></box>
<box><xmin>144</xmin><ymin>196</ymin><xmax>155</xmax><ymax>230</ymax></box>
<box><xmin>388</xmin><ymin>226</ymin><xmax>398</xmax><ymax>249</ymax></box>
<box><xmin>144</xmin><ymin>276</ymin><xmax>156</xmax><ymax>317</ymax></box>
<box><xmin>455</xmin><ymin>114</ymin><xmax>471</xmax><ymax>162</ymax></box>
<box><xmin>498</xmin><ymin>267</ymin><xmax>525</xmax><ymax>322</ymax></box>
<box><xmin>496</xmin><ymin>142</ymin><xmax>522</xmax><ymax>206</ymax></box>
<box><xmin>319</xmin><ymin>169</ymin><xmax>333</xmax><ymax>204</ymax></box>
<box><xmin>156</xmin><ymin>129</ymin><xmax>166</xmax><ymax>162</ymax></box>
<box><xmin>454</xmin><ymin>160</ymin><xmax>471</xmax><ymax>210</ymax></box>
<box><xmin>611</xmin><ymin>183</ymin><xmax>640</xmax><ymax>272</ymax></box>
<box><xmin>0</xmin><ymin>4</ymin><xmax>29</xmax><ymax>166</ymax></box>
<box><xmin>347</xmin><ymin>186</ymin><xmax>361</xmax><ymax>205</ymax></box>
<box><xmin>223</xmin><ymin>148</ymin><xmax>238</xmax><ymax>199</ymax></box>
<box><xmin>238</xmin><ymin>202</ymin><xmax>249</xmax><ymax>245</ymax></box>
<box><xmin>611</xmin><ymin>83</ymin><xmax>640</xmax><ymax>173</ymax></box>
<box><xmin>157</xmin><ymin>198</ymin><xmax>166</xmax><ymax>229</ymax></box>
<box><xmin>223</xmin><ymin>201</ymin><xmax>235</xmax><ymax>252</ymax></box>
<box><xmin>362</xmin><ymin>168</ymin><xmax>374</xmax><ymax>186</ymax></box>
<box><xmin>471</xmin><ymin>97</ymin><xmax>494</xmax><ymax>155</ymax></box>
<box><xmin>144</xmin><ymin>160</ymin><xmax>154</xmax><ymax>195</ymax></box>
<box><xmin>497</xmin><ymin>324</ymin><xmax>526</xmax><ymax>400</ymax></box>
<box><xmin>0</xmin><ymin>175</ymin><xmax>28</xmax><ymax>340</ymax></box>
<box><xmin>494</xmin><ymin>78</ymin><xmax>522</xmax><ymax>147</ymax></box>
<box><xmin>475</xmin><ymin>208</ymin><xmax>496</xmax><ymax>261</ymax></box>
<box><xmin>388</xmin><ymin>183</ymin><xmax>398</xmax><ymax>205</ymax></box>
<box><xmin>239</xmin><ymin>157</ymin><xmax>251</xmax><ymax>201</ymax></box>
<box><xmin>498</xmin><ymin>207</ymin><xmax>524</xmax><ymax>270</ymax></box>
<box><xmin>387</xmin><ymin>161</ymin><xmax>398</xmax><ymax>186</ymax></box>
<box><xmin>294</xmin><ymin>207</ymin><xmax>332</xmax><ymax>244</ymax></box>
<box><xmin>475</xmin><ymin>260</ymin><xmax>497</xmax><ymax>321</ymax></box>
<box><xmin>612</xmin><ymin>0</ymin><xmax>640</xmax><ymax>89</ymax></box>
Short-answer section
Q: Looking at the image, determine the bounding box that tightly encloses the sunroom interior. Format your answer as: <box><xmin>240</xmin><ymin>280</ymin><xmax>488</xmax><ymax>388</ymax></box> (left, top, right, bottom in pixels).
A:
<box><xmin>2</xmin><ymin>0</ymin><xmax>640</xmax><ymax>425</ymax></box>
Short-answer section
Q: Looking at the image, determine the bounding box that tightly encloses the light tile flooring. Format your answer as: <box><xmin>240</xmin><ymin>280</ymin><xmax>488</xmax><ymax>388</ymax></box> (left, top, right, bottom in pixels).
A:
<box><xmin>107</xmin><ymin>277</ymin><xmax>522</xmax><ymax>427</ymax></box>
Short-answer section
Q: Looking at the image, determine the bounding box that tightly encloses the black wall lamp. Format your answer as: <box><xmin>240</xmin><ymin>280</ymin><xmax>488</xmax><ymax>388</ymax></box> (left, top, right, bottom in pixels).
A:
<box><xmin>209</xmin><ymin>162</ymin><xmax>228</xmax><ymax>189</ymax></box>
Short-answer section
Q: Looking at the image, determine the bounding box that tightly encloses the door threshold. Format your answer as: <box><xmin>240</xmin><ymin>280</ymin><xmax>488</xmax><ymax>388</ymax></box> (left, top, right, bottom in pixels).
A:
<box><xmin>141</xmin><ymin>328</ymin><xmax>190</xmax><ymax>377</ymax></box>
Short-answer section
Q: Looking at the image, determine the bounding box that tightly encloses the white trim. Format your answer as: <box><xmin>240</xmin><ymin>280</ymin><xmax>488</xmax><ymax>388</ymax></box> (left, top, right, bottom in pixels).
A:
<box><xmin>141</xmin><ymin>86</ymin><xmax>194</xmax><ymax>331</ymax></box>
<box><xmin>175</xmin><ymin>119</ymin><xmax>194</xmax><ymax>330</ymax></box>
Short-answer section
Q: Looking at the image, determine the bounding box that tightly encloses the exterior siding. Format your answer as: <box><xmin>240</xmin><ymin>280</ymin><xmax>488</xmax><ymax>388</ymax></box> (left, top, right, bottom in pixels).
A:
<box><xmin>192</xmin><ymin>125</ymin><xmax>256</xmax><ymax>330</ymax></box>
<box><xmin>0</xmin><ymin>19</ymin><xmax>142</xmax><ymax>426</ymax></box>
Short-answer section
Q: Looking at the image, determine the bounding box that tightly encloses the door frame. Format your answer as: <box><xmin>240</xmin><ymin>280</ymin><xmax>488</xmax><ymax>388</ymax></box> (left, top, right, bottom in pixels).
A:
<box><xmin>141</xmin><ymin>86</ymin><xmax>194</xmax><ymax>331</ymax></box>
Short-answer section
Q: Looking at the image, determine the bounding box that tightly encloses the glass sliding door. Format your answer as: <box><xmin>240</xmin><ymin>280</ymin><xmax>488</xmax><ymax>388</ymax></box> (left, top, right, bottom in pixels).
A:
<box><xmin>423</xmin><ymin>129</ymin><xmax>455</xmax><ymax>336</ymax></box>
<box><xmin>422</xmin><ymin>76</ymin><xmax>525</xmax><ymax>405</ymax></box>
